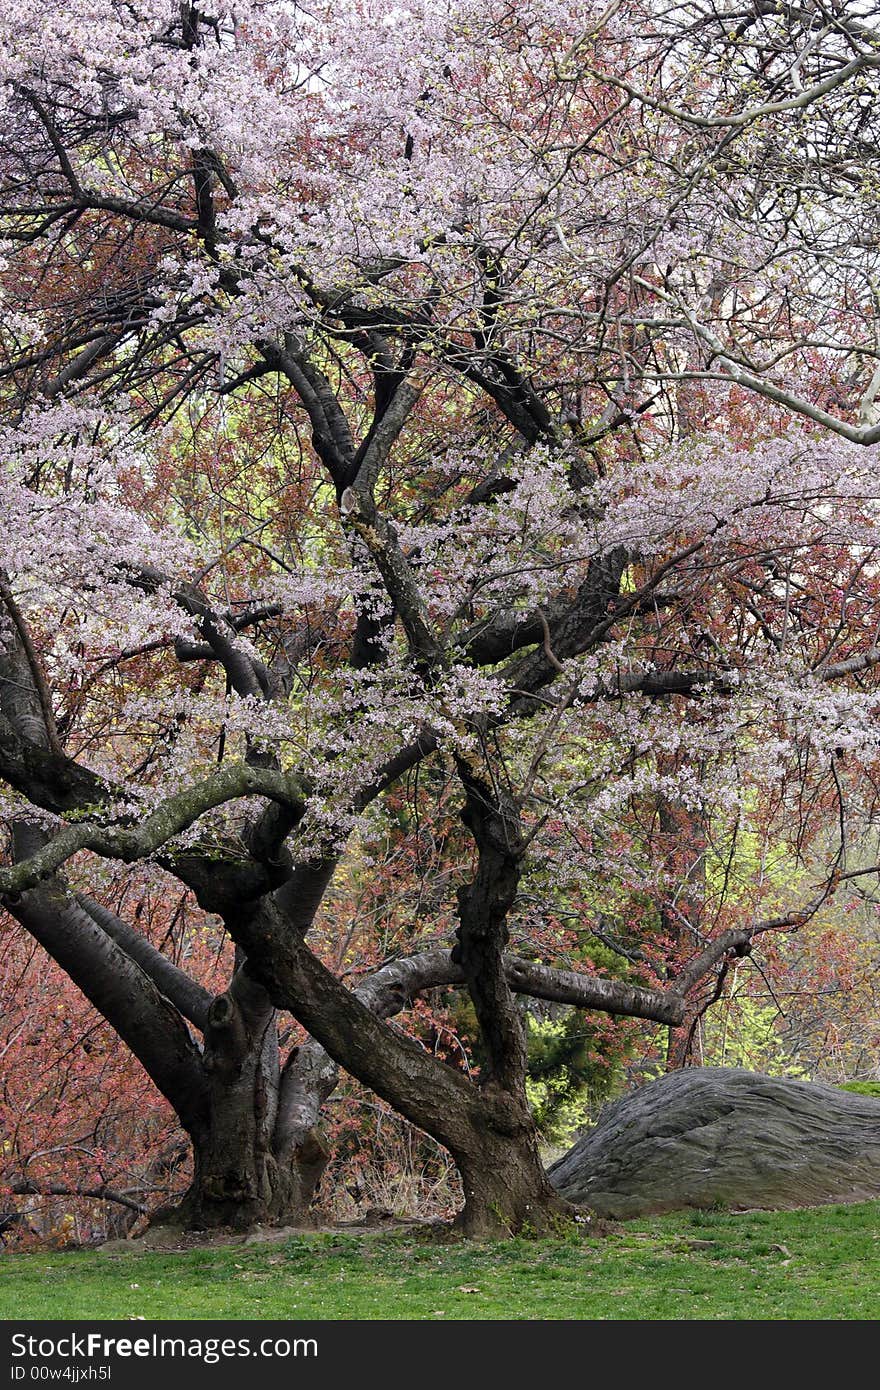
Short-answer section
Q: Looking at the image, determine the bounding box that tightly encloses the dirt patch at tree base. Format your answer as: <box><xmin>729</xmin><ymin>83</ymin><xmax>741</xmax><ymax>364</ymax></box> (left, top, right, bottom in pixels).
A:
<box><xmin>98</xmin><ymin>1211</ymin><xmax>445</xmax><ymax>1253</ymax></box>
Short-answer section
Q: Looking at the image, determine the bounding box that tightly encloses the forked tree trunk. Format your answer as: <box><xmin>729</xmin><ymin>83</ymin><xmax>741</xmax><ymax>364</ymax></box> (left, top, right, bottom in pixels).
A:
<box><xmin>447</xmin><ymin>767</ymin><xmax>573</xmax><ymax>1235</ymax></box>
<box><xmin>151</xmin><ymin>972</ymin><xmax>330</xmax><ymax>1231</ymax></box>
<box><xmin>235</xmin><ymin>893</ymin><xmax>584</xmax><ymax>1240</ymax></box>
<box><xmin>228</xmin><ymin>766</ymin><xmax>593</xmax><ymax>1240</ymax></box>
<box><xmin>171</xmin><ymin>1103</ymin><xmax>328</xmax><ymax>1231</ymax></box>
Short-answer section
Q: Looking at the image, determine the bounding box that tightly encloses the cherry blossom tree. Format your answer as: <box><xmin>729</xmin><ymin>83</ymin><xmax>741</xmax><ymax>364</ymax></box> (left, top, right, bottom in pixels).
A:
<box><xmin>3</xmin><ymin>1</ymin><xmax>880</xmax><ymax>1236</ymax></box>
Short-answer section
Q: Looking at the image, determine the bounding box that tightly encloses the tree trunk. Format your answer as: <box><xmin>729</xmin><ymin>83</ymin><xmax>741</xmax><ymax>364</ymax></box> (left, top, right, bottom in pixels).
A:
<box><xmin>448</xmin><ymin>766</ymin><xmax>576</xmax><ymax>1236</ymax></box>
<box><xmin>152</xmin><ymin>968</ymin><xmax>329</xmax><ymax>1231</ymax></box>
<box><xmin>170</xmin><ymin>1103</ymin><xmax>327</xmax><ymax>1232</ymax></box>
<box><xmin>452</xmin><ymin>1091</ymin><xmax>575</xmax><ymax>1237</ymax></box>
<box><xmin>226</xmin><ymin>775</ymin><xmax>587</xmax><ymax>1239</ymax></box>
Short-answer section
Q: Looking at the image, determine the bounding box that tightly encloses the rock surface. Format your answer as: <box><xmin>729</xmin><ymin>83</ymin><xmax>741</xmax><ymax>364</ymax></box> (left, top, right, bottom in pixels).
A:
<box><xmin>548</xmin><ymin>1067</ymin><xmax>880</xmax><ymax>1218</ymax></box>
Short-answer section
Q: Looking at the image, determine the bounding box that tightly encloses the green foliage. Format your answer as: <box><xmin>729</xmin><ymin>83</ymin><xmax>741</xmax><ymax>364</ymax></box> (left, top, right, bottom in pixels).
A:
<box><xmin>838</xmin><ymin>1081</ymin><xmax>880</xmax><ymax>1097</ymax></box>
<box><xmin>443</xmin><ymin>984</ymin><xmax>633</xmax><ymax>1147</ymax></box>
<box><xmin>525</xmin><ymin>1011</ymin><xmax>629</xmax><ymax>1146</ymax></box>
<box><xmin>699</xmin><ymin>995</ymin><xmax>808</xmax><ymax>1079</ymax></box>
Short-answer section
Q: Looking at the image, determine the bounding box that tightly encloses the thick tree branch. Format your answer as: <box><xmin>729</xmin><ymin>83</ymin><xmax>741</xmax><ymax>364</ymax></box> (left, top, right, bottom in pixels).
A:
<box><xmin>348</xmin><ymin>378</ymin><xmax>422</xmax><ymax>495</ymax></box>
<box><xmin>454</xmin><ymin>762</ymin><xmax>530</xmax><ymax>1093</ymax></box>
<box><xmin>340</xmin><ymin>494</ymin><xmax>443</xmax><ymax>667</ymax></box>
<box><xmin>75</xmin><ymin>893</ymin><xmax>214</xmax><ymax>1032</ymax></box>
<box><xmin>5</xmin><ymin>832</ymin><xmax>208</xmax><ymax>1133</ymax></box>
<box><xmin>0</xmin><ymin>762</ymin><xmax>307</xmax><ymax>898</ymax></box>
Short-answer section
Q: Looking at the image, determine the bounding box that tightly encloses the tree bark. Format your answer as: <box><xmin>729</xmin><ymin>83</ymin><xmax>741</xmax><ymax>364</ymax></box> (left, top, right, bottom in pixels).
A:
<box><xmin>5</xmin><ymin>869</ymin><xmax>209</xmax><ymax>1136</ymax></box>
<box><xmin>453</xmin><ymin>1108</ymin><xmax>573</xmax><ymax>1237</ymax></box>
<box><xmin>450</xmin><ymin>764</ymin><xmax>576</xmax><ymax>1234</ymax></box>
<box><xmin>150</xmin><ymin>968</ymin><xmax>331</xmax><ymax>1231</ymax></box>
<box><xmin>227</xmin><ymin>780</ymin><xmax>582</xmax><ymax>1238</ymax></box>
<box><xmin>171</xmin><ymin>1093</ymin><xmax>325</xmax><ymax>1231</ymax></box>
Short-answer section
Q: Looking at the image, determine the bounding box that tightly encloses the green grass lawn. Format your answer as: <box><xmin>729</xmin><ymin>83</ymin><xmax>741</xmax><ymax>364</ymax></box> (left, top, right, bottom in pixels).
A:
<box><xmin>2</xmin><ymin>1202</ymin><xmax>879</xmax><ymax>1321</ymax></box>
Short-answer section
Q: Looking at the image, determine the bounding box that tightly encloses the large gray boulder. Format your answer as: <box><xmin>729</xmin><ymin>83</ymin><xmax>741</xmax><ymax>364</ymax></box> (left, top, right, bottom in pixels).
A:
<box><xmin>548</xmin><ymin>1067</ymin><xmax>880</xmax><ymax>1218</ymax></box>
